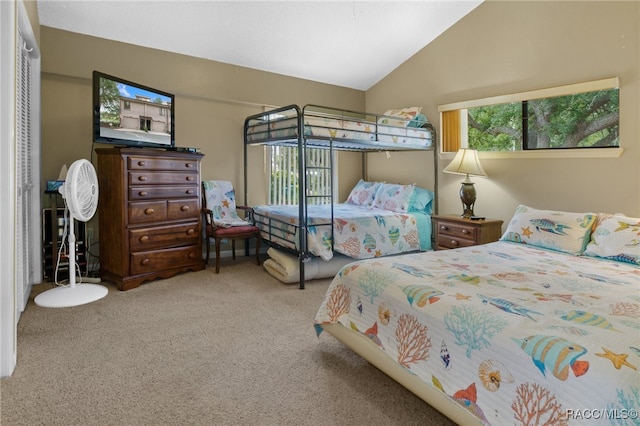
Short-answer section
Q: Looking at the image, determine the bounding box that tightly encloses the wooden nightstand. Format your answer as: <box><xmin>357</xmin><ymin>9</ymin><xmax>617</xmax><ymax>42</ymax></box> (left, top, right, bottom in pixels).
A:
<box><xmin>433</xmin><ymin>215</ymin><xmax>504</xmax><ymax>250</ymax></box>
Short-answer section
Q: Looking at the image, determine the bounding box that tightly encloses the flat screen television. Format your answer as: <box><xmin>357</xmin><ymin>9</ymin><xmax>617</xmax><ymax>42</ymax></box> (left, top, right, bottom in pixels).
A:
<box><xmin>93</xmin><ymin>71</ymin><xmax>175</xmax><ymax>148</ymax></box>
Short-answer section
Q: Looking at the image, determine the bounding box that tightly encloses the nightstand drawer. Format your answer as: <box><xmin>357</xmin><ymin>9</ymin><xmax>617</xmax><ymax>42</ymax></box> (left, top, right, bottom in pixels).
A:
<box><xmin>437</xmin><ymin>222</ymin><xmax>477</xmax><ymax>241</ymax></box>
<box><xmin>438</xmin><ymin>236</ymin><xmax>477</xmax><ymax>250</ymax></box>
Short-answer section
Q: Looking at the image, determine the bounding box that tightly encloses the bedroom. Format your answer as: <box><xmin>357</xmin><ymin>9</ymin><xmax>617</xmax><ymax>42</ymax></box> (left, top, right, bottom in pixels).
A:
<box><xmin>2</xmin><ymin>0</ymin><xmax>639</xmax><ymax>424</ymax></box>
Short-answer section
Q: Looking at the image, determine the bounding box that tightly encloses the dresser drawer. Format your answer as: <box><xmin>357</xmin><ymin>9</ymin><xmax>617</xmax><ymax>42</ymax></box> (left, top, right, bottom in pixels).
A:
<box><xmin>129</xmin><ymin>201</ymin><xmax>167</xmax><ymax>224</ymax></box>
<box><xmin>130</xmin><ymin>245</ymin><xmax>201</xmax><ymax>275</ymax></box>
<box><xmin>167</xmin><ymin>199</ymin><xmax>199</xmax><ymax>221</ymax></box>
<box><xmin>129</xmin><ymin>171</ymin><xmax>198</xmax><ymax>186</ymax></box>
<box><xmin>128</xmin><ymin>156</ymin><xmax>199</xmax><ymax>172</ymax></box>
<box><xmin>129</xmin><ymin>185</ymin><xmax>198</xmax><ymax>200</ymax></box>
<box><xmin>437</xmin><ymin>221</ymin><xmax>477</xmax><ymax>241</ymax></box>
<box><xmin>129</xmin><ymin>222</ymin><xmax>200</xmax><ymax>252</ymax></box>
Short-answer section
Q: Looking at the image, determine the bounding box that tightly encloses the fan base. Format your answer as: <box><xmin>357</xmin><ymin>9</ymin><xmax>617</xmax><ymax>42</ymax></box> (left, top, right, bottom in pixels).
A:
<box><xmin>34</xmin><ymin>283</ymin><xmax>108</xmax><ymax>308</ymax></box>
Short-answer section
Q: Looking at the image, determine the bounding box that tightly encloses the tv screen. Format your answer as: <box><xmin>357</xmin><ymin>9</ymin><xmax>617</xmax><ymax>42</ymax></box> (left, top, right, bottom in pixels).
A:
<box><xmin>93</xmin><ymin>71</ymin><xmax>175</xmax><ymax>148</ymax></box>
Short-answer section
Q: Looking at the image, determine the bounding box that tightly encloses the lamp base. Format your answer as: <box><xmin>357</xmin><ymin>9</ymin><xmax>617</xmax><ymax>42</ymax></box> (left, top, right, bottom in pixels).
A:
<box><xmin>459</xmin><ymin>181</ymin><xmax>476</xmax><ymax>219</ymax></box>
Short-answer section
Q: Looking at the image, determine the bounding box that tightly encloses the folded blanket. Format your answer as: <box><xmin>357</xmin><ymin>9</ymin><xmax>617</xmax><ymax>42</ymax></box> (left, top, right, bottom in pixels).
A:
<box><xmin>213</xmin><ymin>218</ymin><xmax>251</xmax><ymax>228</ymax></box>
<box><xmin>264</xmin><ymin>247</ymin><xmax>354</xmax><ymax>283</ymax></box>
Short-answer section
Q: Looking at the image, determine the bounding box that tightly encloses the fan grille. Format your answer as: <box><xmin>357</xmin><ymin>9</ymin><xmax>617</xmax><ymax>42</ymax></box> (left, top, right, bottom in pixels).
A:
<box><xmin>65</xmin><ymin>159</ymin><xmax>99</xmax><ymax>222</ymax></box>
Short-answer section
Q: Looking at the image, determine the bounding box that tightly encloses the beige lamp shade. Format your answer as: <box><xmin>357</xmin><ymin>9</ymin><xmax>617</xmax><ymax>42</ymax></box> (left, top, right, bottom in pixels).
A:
<box><xmin>443</xmin><ymin>148</ymin><xmax>487</xmax><ymax>218</ymax></box>
<box><xmin>443</xmin><ymin>148</ymin><xmax>487</xmax><ymax>178</ymax></box>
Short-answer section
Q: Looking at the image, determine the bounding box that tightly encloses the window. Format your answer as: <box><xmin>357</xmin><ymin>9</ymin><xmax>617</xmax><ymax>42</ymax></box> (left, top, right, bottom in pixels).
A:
<box><xmin>268</xmin><ymin>146</ymin><xmax>335</xmax><ymax>205</ymax></box>
<box><xmin>439</xmin><ymin>78</ymin><xmax>620</xmax><ymax>153</ymax></box>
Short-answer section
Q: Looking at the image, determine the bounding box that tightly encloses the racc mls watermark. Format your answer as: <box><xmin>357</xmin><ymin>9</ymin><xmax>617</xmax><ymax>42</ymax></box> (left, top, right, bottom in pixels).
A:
<box><xmin>566</xmin><ymin>409</ymin><xmax>638</xmax><ymax>421</ymax></box>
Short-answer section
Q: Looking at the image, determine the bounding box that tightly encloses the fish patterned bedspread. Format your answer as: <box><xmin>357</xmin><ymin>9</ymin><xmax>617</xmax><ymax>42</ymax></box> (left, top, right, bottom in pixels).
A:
<box><xmin>314</xmin><ymin>241</ymin><xmax>640</xmax><ymax>425</ymax></box>
<box><xmin>252</xmin><ymin>204</ymin><xmax>431</xmax><ymax>261</ymax></box>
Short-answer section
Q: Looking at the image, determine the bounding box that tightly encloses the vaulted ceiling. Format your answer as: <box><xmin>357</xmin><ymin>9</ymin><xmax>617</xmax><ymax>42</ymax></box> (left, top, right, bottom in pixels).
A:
<box><xmin>37</xmin><ymin>1</ymin><xmax>482</xmax><ymax>90</ymax></box>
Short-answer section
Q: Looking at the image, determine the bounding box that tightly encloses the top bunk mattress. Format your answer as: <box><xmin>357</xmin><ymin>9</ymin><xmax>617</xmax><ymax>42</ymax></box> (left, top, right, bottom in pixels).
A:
<box><xmin>245</xmin><ymin>104</ymin><xmax>434</xmax><ymax>150</ymax></box>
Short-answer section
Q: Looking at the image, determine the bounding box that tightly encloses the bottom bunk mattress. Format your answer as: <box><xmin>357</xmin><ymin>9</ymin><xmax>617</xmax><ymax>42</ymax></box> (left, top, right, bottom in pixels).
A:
<box><xmin>252</xmin><ymin>203</ymin><xmax>431</xmax><ymax>261</ymax></box>
<box><xmin>314</xmin><ymin>241</ymin><xmax>640</xmax><ymax>426</ymax></box>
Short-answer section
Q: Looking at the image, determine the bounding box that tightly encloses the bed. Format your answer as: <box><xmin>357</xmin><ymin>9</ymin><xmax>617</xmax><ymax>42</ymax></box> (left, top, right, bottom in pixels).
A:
<box><xmin>244</xmin><ymin>104</ymin><xmax>437</xmax><ymax>289</ymax></box>
<box><xmin>314</xmin><ymin>206</ymin><xmax>640</xmax><ymax>425</ymax></box>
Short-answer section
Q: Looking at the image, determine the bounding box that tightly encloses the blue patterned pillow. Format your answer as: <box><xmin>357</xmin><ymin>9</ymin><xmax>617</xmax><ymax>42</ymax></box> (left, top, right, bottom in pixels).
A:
<box><xmin>500</xmin><ymin>205</ymin><xmax>597</xmax><ymax>255</ymax></box>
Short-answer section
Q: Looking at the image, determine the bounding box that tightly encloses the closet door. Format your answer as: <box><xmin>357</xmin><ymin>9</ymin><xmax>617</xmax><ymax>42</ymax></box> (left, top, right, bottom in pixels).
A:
<box><xmin>15</xmin><ymin>4</ymin><xmax>41</xmax><ymax>315</ymax></box>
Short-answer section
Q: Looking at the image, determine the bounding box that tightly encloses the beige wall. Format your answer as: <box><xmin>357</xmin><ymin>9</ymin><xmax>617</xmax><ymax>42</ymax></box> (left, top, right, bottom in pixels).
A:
<box><xmin>366</xmin><ymin>0</ymin><xmax>640</xmax><ymax>223</ymax></box>
<box><xmin>40</xmin><ymin>27</ymin><xmax>365</xmax><ymax>207</ymax></box>
<box><xmin>40</xmin><ymin>0</ymin><xmax>639</xmax><ymax>229</ymax></box>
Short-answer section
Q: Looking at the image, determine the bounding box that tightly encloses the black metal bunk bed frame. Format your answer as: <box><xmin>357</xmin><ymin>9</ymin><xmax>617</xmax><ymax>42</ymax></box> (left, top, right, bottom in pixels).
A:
<box><xmin>243</xmin><ymin>104</ymin><xmax>437</xmax><ymax>289</ymax></box>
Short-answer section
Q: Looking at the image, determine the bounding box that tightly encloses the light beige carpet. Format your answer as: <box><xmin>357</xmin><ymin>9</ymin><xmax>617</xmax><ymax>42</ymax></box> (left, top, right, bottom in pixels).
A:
<box><xmin>1</xmin><ymin>257</ymin><xmax>454</xmax><ymax>425</ymax></box>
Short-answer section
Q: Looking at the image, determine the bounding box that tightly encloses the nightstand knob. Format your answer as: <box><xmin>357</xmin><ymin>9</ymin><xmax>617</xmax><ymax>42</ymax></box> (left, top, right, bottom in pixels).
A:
<box><xmin>138</xmin><ymin>191</ymin><xmax>148</xmax><ymax>197</ymax></box>
<box><xmin>440</xmin><ymin>225</ymin><xmax>448</xmax><ymax>231</ymax></box>
<box><xmin>180</xmin><ymin>205</ymin><xmax>189</xmax><ymax>212</ymax></box>
<box><xmin>141</xmin><ymin>258</ymin><xmax>150</xmax><ymax>265</ymax></box>
<box><xmin>187</xmin><ymin>229</ymin><xmax>196</xmax><ymax>235</ymax></box>
<box><xmin>138</xmin><ymin>175</ymin><xmax>148</xmax><ymax>181</ymax></box>
<box><xmin>139</xmin><ymin>236</ymin><xmax>149</xmax><ymax>243</ymax></box>
<box><xmin>144</xmin><ymin>208</ymin><xmax>155</xmax><ymax>215</ymax></box>
<box><xmin>451</xmin><ymin>240</ymin><xmax>458</xmax><ymax>246</ymax></box>
<box><xmin>462</xmin><ymin>229</ymin><xmax>470</xmax><ymax>234</ymax></box>
<box><xmin>186</xmin><ymin>189</ymin><xmax>194</xmax><ymax>195</ymax></box>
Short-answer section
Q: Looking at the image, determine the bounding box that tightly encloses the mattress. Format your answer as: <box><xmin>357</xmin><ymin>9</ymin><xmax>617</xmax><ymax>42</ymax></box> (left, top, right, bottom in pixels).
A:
<box><xmin>245</xmin><ymin>115</ymin><xmax>432</xmax><ymax>149</ymax></box>
<box><xmin>314</xmin><ymin>241</ymin><xmax>640</xmax><ymax>425</ymax></box>
<box><xmin>253</xmin><ymin>203</ymin><xmax>431</xmax><ymax>261</ymax></box>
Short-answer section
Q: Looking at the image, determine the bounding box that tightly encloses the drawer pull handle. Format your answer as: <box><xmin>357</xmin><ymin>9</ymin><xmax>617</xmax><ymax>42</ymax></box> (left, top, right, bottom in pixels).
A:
<box><xmin>188</xmin><ymin>253</ymin><xmax>195</xmax><ymax>259</ymax></box>
<box><xmin>180</xmin><ymin>205</ymin><xmax>189</xmax><ymax>212</ymax></box>
<box><xmin>186</xmin><ymin>189</ymin><xmax>194</xmax><ymax>195</ymax></box>
<box><xmin>141</xmin><ymin>258</ymin><xmax>150</xmax><ymax>265</ymax></box>
<box><xmin>440</xmin><ymin>225</ymin><xmax>448</xmax><ymax>231</ymax></box>
<box><xmin>139</xmin><ymin>236</ymin><xmax>149</xmax><ymax>243</ymax></box>
<box><xmin>187</xmin><ymin>229</ymin><xmax>196</xmax><ymax>235</ymax></box>
<box><xmin>462</xmin><ymin>229</ymin><xmax>470</xmax><ymax>234</ymax></box>
<box><xmin>138</xmin><ymin>176</ymin><xmax>148</xmax><ymax>182</ymax></box>
<box><xmin>451</xmin><ymin>240</ymin><xmax>458</xmax><ymax>246</ymax></box>
<box><xmin>137</xmin><ymin>161</ymin><xmax>146</xmax><ymax>167</ymax></box>
<box><xmin>186</xmin><ymin>176</ymin><xmax>194</xmax><ymax>181</ymax></box>
<box><xmin>138</xmin><ymin>191</ymin><xmax>148</xmax><ymax>197</ymax></box>
<box><xmin>144</xmin><ymin>208</ymin><xmax>155</xmax><ymax>215</ymax></box>
<box><xmin>185</xmin><ymin>163</ymin><xmax>194</xmax><ymax>168</ymax></box>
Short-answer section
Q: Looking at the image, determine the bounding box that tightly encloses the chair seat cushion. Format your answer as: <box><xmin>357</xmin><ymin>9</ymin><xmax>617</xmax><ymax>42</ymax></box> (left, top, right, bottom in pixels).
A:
<box><xmin>213</xmin><ymin>225</ymin><xmax>260</xmax><ymax>237</ymax></box>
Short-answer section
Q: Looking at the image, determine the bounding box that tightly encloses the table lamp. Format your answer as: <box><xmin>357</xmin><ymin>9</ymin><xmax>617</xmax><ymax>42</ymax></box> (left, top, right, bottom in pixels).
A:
<box><xmin>443</xmin><ymin>148</ymin><xmax>487</xmax><ymax>218</ymax></box>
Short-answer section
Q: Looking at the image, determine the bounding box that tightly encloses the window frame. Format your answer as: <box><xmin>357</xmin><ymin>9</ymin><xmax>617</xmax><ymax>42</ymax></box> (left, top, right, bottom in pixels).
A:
<box><xmin>438</xmin><ymin>77</ymin><xmax>623</xmax><ymax>160</ymax></box>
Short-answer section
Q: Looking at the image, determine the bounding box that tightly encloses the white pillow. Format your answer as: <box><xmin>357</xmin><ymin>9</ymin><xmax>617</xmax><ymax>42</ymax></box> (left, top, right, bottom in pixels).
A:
<box><xmin>345</xmin><ymin>180</ymin><xmax>381</xmax><ymax>207</ymax></box>
<box><xmin>372</xmin><ymin>183</ymin><xmax>416</xmax><ymax>213</ymax></box>
<box><xmin>378</xmin><ymin>107</ymin><xmax>422</xmax><ymax>127</ymax></box>
<box><xmin>500</xmin><ymin>205</ymin><xmax>597</xmax><ymax>255</ymax></box>
<box><xmin>583</xmin><ymin>213</ymin><xmax>640</xmax><ymax>265</ymax></box>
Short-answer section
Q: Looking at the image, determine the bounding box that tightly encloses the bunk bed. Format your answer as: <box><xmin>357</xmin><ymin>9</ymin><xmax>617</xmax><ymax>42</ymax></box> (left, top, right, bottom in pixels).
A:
<box><xmin>243</xmin><ymin>104</ymin><xmax>437</xmax><ymax>289</ymax></box>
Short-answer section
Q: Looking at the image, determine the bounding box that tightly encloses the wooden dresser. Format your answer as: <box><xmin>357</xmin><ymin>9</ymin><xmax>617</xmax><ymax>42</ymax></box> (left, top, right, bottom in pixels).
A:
<box><xmin>96</xmin><ymin>147</ymin><xmax>205</xmax><ymax>290</ymax></box>
<box><xmin>432</xmin><ymin>214</ymin><xmax>503</xmax><ymax>250</ymax></box>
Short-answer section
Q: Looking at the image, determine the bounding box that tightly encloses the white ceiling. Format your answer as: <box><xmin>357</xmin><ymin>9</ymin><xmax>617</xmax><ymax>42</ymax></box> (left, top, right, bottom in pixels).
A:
<box><xmin>37</xmin><ymin>0</ymin><xmax>482</xmax><ymax>90</ymax></box>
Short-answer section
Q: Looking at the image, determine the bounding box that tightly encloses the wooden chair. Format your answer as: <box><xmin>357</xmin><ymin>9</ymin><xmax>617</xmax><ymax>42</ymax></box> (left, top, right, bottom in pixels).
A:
<box><xmin>202</xmin><ymin>180</ymin><xmax>261</xmax><ymax>273</ymax></box>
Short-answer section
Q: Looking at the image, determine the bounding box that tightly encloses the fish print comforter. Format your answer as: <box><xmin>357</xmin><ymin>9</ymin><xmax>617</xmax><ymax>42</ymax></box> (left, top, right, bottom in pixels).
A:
<box><xmin>252</xmin><ymin>204</ymin><xmax>430</xmax><ymax>261</ymax></box>
<box><xmin>314</xmin><ymin>242</ymin><xmax>640</xmax><ymax>425</ymax></box>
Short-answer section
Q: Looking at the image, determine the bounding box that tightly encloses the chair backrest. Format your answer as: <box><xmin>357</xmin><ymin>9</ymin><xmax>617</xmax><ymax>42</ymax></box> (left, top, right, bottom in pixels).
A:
<box><xmin>202</xmin><ymin>180</ymin><xmax>248</xmax><ymax>227</ymax></box>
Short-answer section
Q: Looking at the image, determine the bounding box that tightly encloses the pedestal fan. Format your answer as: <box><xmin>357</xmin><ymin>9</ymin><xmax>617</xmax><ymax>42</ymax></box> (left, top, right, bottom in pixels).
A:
<box><xmin>35</xmin><ymin>159</ymin><xmax>108</xmax><ymax>308</ymax></box>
